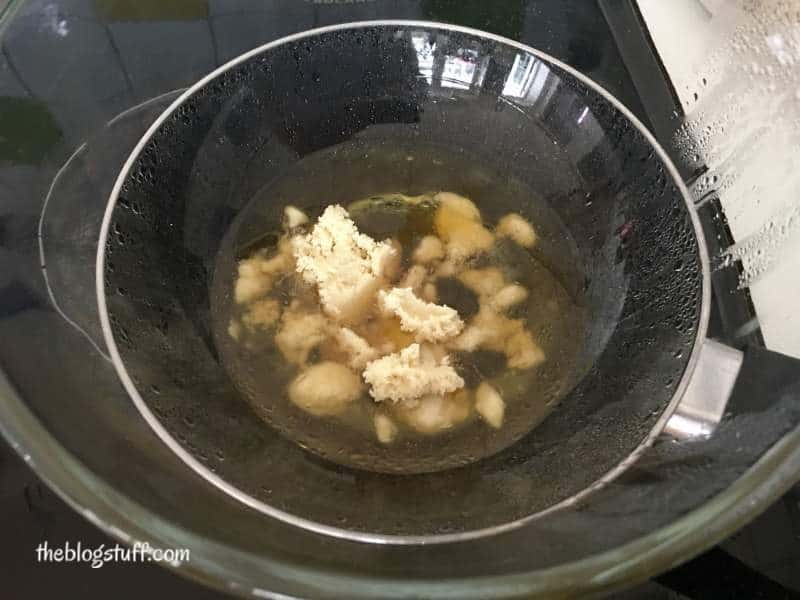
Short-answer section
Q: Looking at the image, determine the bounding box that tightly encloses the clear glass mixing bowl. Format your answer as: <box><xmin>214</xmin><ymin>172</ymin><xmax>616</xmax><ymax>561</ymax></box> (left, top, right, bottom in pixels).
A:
<box><xmin>1</xmin><ymin>2</ymin><xmax>799</xmax><ymax>598</ymax></box>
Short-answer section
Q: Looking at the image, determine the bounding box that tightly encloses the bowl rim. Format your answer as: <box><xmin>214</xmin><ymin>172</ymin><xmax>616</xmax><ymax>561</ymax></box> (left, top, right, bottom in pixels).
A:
<box><xmin>8</xmin><ymin>19</ymin><xmax>784</xmax><ymax>600</ymax></box>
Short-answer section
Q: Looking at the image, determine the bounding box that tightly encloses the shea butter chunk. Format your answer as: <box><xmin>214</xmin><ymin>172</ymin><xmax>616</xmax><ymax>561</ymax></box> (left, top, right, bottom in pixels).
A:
<box><xmin>497</xmin><ymin>213</ymin><xmax>537</xmax><ymax>248</ymax></box>
<box><xmin>363</xmin><ymin>343</ymin><xmax>464</xmax><ymax>403</ymax></box>
<box><xmin>335</xmin><ymin>327</ymin><xmax>380</xmax><ymax>370</ymax></box>
<box><xmin>289</xmin><ymin>362</ymin><xmax>362</xmax><ymax>417</ymax></box>
<box><xmin>378</xmin><ymin>287</ymin><xmax>463</xmax><ymax>343</ymax></box>
<box><xmin>292</xmin><ymin>205</ymin><xmax>397</xmax><ymax>322</ymax></box>
<box><xmin>475</xmin><ymin>382</ymin><xmax>505</xmax><ymax>428</ymax></box>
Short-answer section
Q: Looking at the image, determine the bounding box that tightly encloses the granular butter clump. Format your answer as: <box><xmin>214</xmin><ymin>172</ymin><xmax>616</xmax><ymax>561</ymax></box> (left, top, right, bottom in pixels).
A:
<box><xmin>362</xmin><ymin>343</ymin><xmax>465</xmax><ymax>403</ymax></box>
<box><xmin>378</xmin><ymin>287</ymin><xmax>464</xmax><ymax>343</ymax></box>
<box><xmin>292</xmin><ymin>205</ymin><xmax>398</xmax><ymax>322</ymax></box>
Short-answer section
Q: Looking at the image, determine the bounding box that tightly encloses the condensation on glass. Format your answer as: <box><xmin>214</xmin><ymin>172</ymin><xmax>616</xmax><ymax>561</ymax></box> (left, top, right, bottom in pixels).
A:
<box><xmin>641</xmin><ymin>0</ymin><xmax>800</xmax><ymax>358</ymax></box>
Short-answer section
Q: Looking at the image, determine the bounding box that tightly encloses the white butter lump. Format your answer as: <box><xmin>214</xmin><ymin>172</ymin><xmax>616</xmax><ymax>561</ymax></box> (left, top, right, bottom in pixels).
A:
<box><xmin>413</xmin><ymin>235</ymin><xmax>445</xmax><ymax>264</ymax></box>
<box><xmin>227</xmin><ymin>319</ymin><xmax>242</xmax><ymax>340</ymax></box>
<box><xmin>450</xmin><ymin>307</ymin><xmax>545</xmax><ymax>369</ymax></box>
<box><xmin>378</xmin><ymin>287</ymin><xmax>464</xmax><ymax>343</ymax></box>
<box><xmin>491</xmin><ymin>284</ymin><xmax>529</xmax><ymax>311</ymax></box>
<box><xmin>274</xmin><ymin>305</ymin><xmax>329</xmax><ymax>366</ymax></box>
<box><xmin>505</xmin><ymin>329</ymin><xmax>546</xmax><ymax>369</ymax></box>
<box><xmin>393</xmin><ymin>391</ymin><xmax>472</xmax><ymax>434</ymax></box>
<box><xmin>335</xmin><ymin>327</ymin><xmax>379</xmax><ymax>370</ymax></box>
<box><xmin>434</xmin><ymin>192</ymin><xmax>481</xmax><ymax>221</ymax></box>
<box><xmin>496</xmin><ymin>213</ymin><xmax>537</xmax><ymax>248</ymax></box>
<box><xmin>400</xmin><ymin>264</ymin><xmax>428</xmax><ymax>292</ymax></box>
<box><xmin>288</xmin><ymin>362</ymin><xmax>362</xmax><ymax>417</ymax></box>
<box><xmin>433</xmin><ymin>192</ymin><xmax>495</xmax><ymax>261</ymax></box>
<box><xmin>292</xmin><ymin>205</ymin><xmax>398</xmax><ymax>322</ymax></box>
<box><xmin>242</xmin><ymin>298</ymin><xmax>281</xmax><ymax>330</ymax></box>
<box><xmin>362</xmin><ymin>343</ymin><xmax>464</xmax><ymax>403</ymax></box>
<box><xmin>448</xmin><ymin>307</ymin><xmax>514</xmax><ymax>352</ymax></box>
<box><xmin>373</xmin><ymin>413</ymin><xmax>399</xmax><ymax>444</ymax></box>
<box><xmin>234</xmin><ymin>257</ymin><xmax>272</xmax><ymax>304</ymax></box>
<box><xmin>283</xmin><ymin>205</ymin><xmax>309</xmax><ymax>229</ymax></box>
<box><xmin>458</xmin><ymin>267</ymin><xmax>507</xmax><ymax>298</ymax></box>
<box><xmin>475</xmin><ymin>382</ymin><xmax>505</xmax><ymax>428</ymax></box>
<box><xmin>422</xmin><ymin>283</ymin><xmax>438</xmax><ymax>303</ymax></box>
<box><xmin>234</xmin><ymin>239</ymin><xmax>294</xmax><ymax>304</ymax></box>
<box><xmin>435</xmin><ymin>259</ymin><xmax>459</xmax><ymax>278</ymax></box>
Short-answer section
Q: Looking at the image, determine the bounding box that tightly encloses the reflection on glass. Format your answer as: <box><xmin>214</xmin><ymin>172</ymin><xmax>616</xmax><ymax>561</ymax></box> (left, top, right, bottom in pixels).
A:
<box><xmin>472</xmin><ymin>52</ymin><xmax>490</xmax><ymax>90</ymax></box>
<box><xmin>502</xmin><ymin>53</ymin><xmax>550</xmax><ymax>103</ymax></box>
<box><xmin>441</xmin><ymin>48</ymin><xmax>479</xmax><ymax>89</ymax></box>
<box><xmin>411</xmin><ymin>33</ymin><xmax>435</xmax><ymax>84</ymax></box>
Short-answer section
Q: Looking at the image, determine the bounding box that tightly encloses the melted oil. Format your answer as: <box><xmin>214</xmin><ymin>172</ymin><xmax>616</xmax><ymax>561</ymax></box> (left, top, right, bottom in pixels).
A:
<box><xmin>211</xmin><ymin>140</ymin><xmax>587</xmax><ymax>474</ymax></box>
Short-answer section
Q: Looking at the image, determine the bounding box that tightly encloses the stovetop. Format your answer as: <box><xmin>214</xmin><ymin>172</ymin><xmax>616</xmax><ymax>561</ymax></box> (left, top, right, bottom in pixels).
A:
<box><xmin>0</xmin><ymin>0</ymin><xmax>798</xmax><ymax>598</ymax></box>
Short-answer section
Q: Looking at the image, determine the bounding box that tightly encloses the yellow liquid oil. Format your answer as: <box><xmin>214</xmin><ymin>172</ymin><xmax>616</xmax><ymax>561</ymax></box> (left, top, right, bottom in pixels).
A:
<box><xmin>211</xmin><ymin>140</ymin><xmax>587</xmax><ymax>474</ymax></box>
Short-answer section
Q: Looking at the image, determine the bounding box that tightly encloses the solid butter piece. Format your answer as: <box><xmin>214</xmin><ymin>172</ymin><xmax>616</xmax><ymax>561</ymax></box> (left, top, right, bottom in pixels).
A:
<box><xmin>289</xmin><ymin>362</ymin><xmax>362</xmax><ymax>417</ymax></box>
<box><xmin>475</xmin><ymin>382</ymin><xmax>505</xmax><ymax>428</ymax></box>
<box><xmin>335</xmin><ymin>327</ymin><xmax>379</xmax><ymax>370</ymax></box>
<box><xmin>413</xmin><ymin>235</ymin><xmax>445</xmax><ymax>264</ymax></box>
<box><xmin>374</xmin><ymin>413</ymin><xmax>399</xmax><ymax>444</ymax></box>
<box><xmin>274</xmin><ymin>306</ymin><xmax>329</xmax><ymax>366</ymax></box>
<box><xmin>496</xmin><ymin>213</ymin><xmax>537</xmax><ymax>248</ymax></box>
<box><xmin>393</xmin><ymin>390</ymin><xmax>472</xmax><ymax>434</ymax></box>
